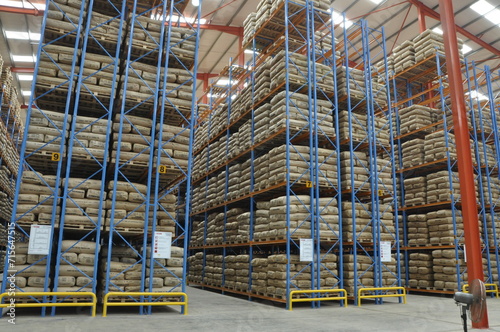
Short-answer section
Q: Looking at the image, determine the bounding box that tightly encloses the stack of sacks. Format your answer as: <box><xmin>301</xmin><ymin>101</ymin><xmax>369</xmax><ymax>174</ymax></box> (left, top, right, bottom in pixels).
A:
<box><xmin>398</xmin><ymin>105</ymin><xmax>436</xmax><ymax>136</ymax></box>
<box><xmin>342</xmin><ymin>201</ymin><xmax>373</xmax><ymax>242</ymax></box>
<box><xmin>393</xmin><ymin>41</ymin><xmax>416</xmax><ymax>74</ymax></box>
<box><xmin>16</xmin><ymin>171</ymin><xmax>60</xmax><ymax>226</ymax></box>
<box><xmin>337</xmin><ymin>66</ymin><xmax>387</xmax><ymax>107</ymax></box>
<box><xmin>154</xmin><ymin>192</ymin><xmax>177</xmax><ymax>234</ymax></box>
<box><xmin>204</xmin><ymin>254</ymin><xmax>223</xmax><ymax>287</ymax></box>
<box><xmin>338</xmin><ymin>110</ymin><xmax>368</xmax><ymax>143</ymax></box>
<box><xmin>227</xmin><ymin>131</ymin><xmax>240</xmax><ymax>161</ymax></box>
<box><xmin>343</xmin><ymin>254</ymin><xmax>374</xmax><ymax>296</ymax></box>
<box><xmin>371</xmin><ymin>203</ymin><xmax>396</xmax><ymax>241</ymax></box>
<box><xmin>268</xmin><ymin>195</ymin><xmax>312</xmax><ymax>240</ymax></box>
<box><xmin>224</xmin><ymin>254</ymin><xmax>250</xmax><ymax>291</ymax></box>
<box><xmin>406</xmin><ymin>214</ymin><xmax>429</xmax><ymax>246</ymax></box>
<box><xmin>253</xmin><ymin>103</ymin><xmax>272</xmax><ymax>145</ymax></box>
<box><xmin>253</xmin><ymin>59</ymin><xmax>272</xmax><ymax>102</ymax></box>
<box><xmin>426</xmin><ymin>170</ymin><xmax>467</xmax><ymax>203</ymax></box>
<box><xmin>317</xmin><ymin>197</ymin><xmax>340</xmax><ymax>240</ymax></box>
<box><xmin>154</xmin><ymin>123</ymin><xmax>190</xmax><ymax>173</ymax></box>
<box><xmin>426</xmin><ymin>210</ymin><xmax>477</xmax><ymax>245</ymax></box>
<box><xmin>238</xmin><ymin>159</ymin><xmax>252</xmax><ymax>196</ymax></box>
<box><xmin>235</xmin><ymin>212</ymin><xmax>251</xmax><ymax>243</ymax></box>
<box><xmin>267</xmin><ymin>254</ymin><xmax>309</xmax><ymax>299</ymax></box>
<box><xmin>400</xmin><ymin>138</ymin><xmax>425</xmax><ymax>168</ymax></box>
<box><xmin>251</xmin><ymin>256</ymin><xmax>268</xmax><ymax>294</ymax></box>
<box><xmin>253</xmin><ymin>154</ymin><xmax>270</xmax><ymax>191</ymax></box>
<box><xmin>188</xmin><ymin>219</ymin><xmax>205</xmax><ymax>247</ymax></box>
<box><xmin>484</xmin><ymin>213</ymin><xmax>500</xmax><ymax>247</ymax></box>
<box><xmin>25</xmin><ymin>109</ymin><xmax>69</xmax><ymax>160</ymax></box>
<box><xmin>145</xmin><ymin>246</ymin><xmax>185</xmax><ymax>292</ymax></box>
<box><xmin>268</xmin><ymin>145</ymin><xmax>311</xmax><ymax>186</ymax></box>
<box><xmin>215</xmin><ymin>170</ymin><xmax>228</xmax><ymax>205</ymax></box>
<box><xmin>316</xmin><ymin>148</ymin><xmax>338</xmax><ymax>188</ymax></box>
<box><xmin>340</xmin><ymin>151</ymin><xmax>369</xmax><ymax>192</ymax></box>
<box><xmin>268</xmin><ymin>91</ymin><xmax>335</xmax><ymax>137</ymax></box>
<box><xmin>111</xmin><ymin>114</ymin><xmax>152</xmax><ymax>167</ymax></box>
<box><xmin>253</xmin><ymin>201</ymin><xmax>271</xmax><ymax>241</ymax></box>
<box><xmin>223</xmin><ymin>208</ymin><xmax>247</xmax><ymax>243</ymax></box>
<box><xmin>57</xmin><ymin>240</ymin><xmax>98</xmax><ymax>292</ymax></box>
<box><xmin>238</xmin><ymin>120</ymin><xmax>252</xmax><ymax>151</ymax></box>
<box><xmin>62</xmin><ymin>177</ymin><xmax>104</xmax><ymax>229</ymax></box>
<box><xmin>242</xmin><ymin>12</ymin><xmax>257</xmax><ymax>46</ymax></box>
<box><xmin>424</xmin><ymin>131</ymin><xmax>458</xmax><ymax>162</ymax></box>
<box><xmin>408</xmin><ymin>252</ymin><xmax>434</xmax><ymax>289</ymax></box>
<box><xmin>318</xmin><ymin>252</ymin><xmax>339</xmax><ymax>289</ymax></box>
<box><xmin>187</xmin><ymin>251</ymin><xmax>204</xmax><ymax>283</ymax></box>
<box><xmin>105</xmin><ymin>181</ymin><xmax>148</xmax><ymax>232</ymax></box>
<box><xmin>432</xmin><ymin>249</ymin><xmax>468</xmax><ymax>291</ymax></box>
<box><xmin>99</xmin><ymin>245</ymin><xmax>141</xmax><ymax>295</ymax></box>
<box><xmin>70</xmin><ymin>115</ymin><xmax>108</xmax><ymax>161</ymax></box>
<box><xmin>404</xmin><ymin>177</ymin><xmax>426</xmax><ymax>207</ymax></box>
<box><xmin>414</xmin><ymin>29</ymin><xmax>464</xmax><ymax>63</ymax></box>
<box><xmin>206</xmin><ymin>212</ymin><xmax>224</xmax><ymax>245</ymax></box>
<box><xmin>227</xmin><ymin>164</ymin><xmax>241</xmax><ymax>201</ymax></box>
<box><xmin>13</xmin><ymin>242</ymin><xmax>51</xmax><ymax>293</ymax></box>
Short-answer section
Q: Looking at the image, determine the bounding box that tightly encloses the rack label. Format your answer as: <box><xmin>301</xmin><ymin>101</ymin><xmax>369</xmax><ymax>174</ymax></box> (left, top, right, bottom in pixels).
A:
<box><xmin>51</xmin><ymin>152</ymin><xmax>61</xmax><ymax>161</ymax></box>
<box><xmin>380</xmin><ymin>241</ymin><xmax>391</xmax><ymax>262</ymax></box>
<box><xmin>153</xmin><ymin>231</ymin><xmax>172</xmax><ymax>259</ymax></box>
<box><xmin>28</xmin><ymin>225</ymin><xmax>52</xmax><ymax>255</ymax></box>
<box><xmin>299</xmin><ymin>238</ymin><xmax>313</xmax><ymax>262</ymax></box>
<box><xmin>159</xmin><ymin>165</ymin><xmax>167</xmax><ymax>174</ymax></box>
<box><xmin>306</xmin><ymin>181</ymin><xmax>313</xmax><ymax>188</ymax></box>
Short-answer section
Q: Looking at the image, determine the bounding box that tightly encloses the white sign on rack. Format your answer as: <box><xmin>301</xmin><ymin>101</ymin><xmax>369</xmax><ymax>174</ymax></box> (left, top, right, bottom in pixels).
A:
<box><xmin>28</xmin><ymin>225</ymin><xmax>53</xmax><ymax>255</ymax></box>
<box><xmin>153</xmin><ymin>232</ymin><xmax>172</xmax><ymax>259</ymax></box>
<box><xmin>300</xmin><ymin>238</ymin><xmax>313</xmax><ymax>262</ymax></box>
<box><xmin>380</xmin><ymin>241</ymin><xmax>392</xmax><ymax>262</ymax></box>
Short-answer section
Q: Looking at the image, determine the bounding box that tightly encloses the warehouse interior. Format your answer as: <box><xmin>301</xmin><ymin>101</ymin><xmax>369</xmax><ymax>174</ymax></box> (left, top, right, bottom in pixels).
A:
<box><xmin>1</xmin><ymin>0</ymin><xmax>500</xmax><ymax>330</ymax></box>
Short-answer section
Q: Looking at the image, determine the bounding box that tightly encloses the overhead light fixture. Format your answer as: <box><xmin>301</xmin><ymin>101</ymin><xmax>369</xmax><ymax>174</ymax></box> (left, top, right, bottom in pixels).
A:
<box><xmin>192</xmin><ymin>0</ymin><xmax>200</xmax><ymax>6</ymax></box>
<box><xmin>467</xmin><ymin>90</ymin><xmax>488</xmax><ymax>101</ymax></box>
<box><xmin>17</xmin><ymin>74</ymin><xmax>34</xmax><ymax>81</ymax></box>
<box><xmin>12</xmin><ymin>55</ymin><xmax>36</xmax><ymax>62</ymax></box>
<box><xmin>5</xmin><ymin>31</ymin><xmax>41</xmax><ymax>41</ymax></box>
<box><xmin>331</xmin><ymin>10</ymin><xmax>353</xmax><ymax>29</ymax></box>
<box><xmin>370</xmin><ymin>0</ymin><xmax>384</xmax><ymax>4</ymax></box>
<box><xmin>462</xmin><ymin>44</ymin><xmax>472</xmax><ymax>54</ymax></box>
<box><xmin>21</xmin><ymin>90</ymin><xmax>32</xmax><ymax>96</ymax></box>
<box><xmin>3</xmin><ymin>0</ymin><xmax>46</xmax><ymax>9</ymax></box>
<box><xmin>244</xmin><ymin>49</ymin><xmax>258</xmax><ymax>54</ymax></box>
<box><xmin>432</xmin><ymin>27</ymin><xmax>443</xmax><ymax>34</ymax></box>
<box><xmin>470</xmin><ymin>0</ymin><xmax>494</xmax><ymax>15</ymax></box>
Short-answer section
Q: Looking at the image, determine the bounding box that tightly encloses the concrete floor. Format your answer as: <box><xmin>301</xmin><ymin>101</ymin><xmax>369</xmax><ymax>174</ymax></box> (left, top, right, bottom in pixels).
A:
<box><xmin>2</xmin><ymin>286</ymin><xmax>500</xmax><ymax>331</ymax></box>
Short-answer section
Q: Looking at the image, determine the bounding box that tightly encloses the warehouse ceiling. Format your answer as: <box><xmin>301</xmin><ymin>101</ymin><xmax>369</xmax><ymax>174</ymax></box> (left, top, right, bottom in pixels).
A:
<box><xmin>1</xmin><ymin>0</ymin><xmax>500</xmax><ymax>106</ymax></box>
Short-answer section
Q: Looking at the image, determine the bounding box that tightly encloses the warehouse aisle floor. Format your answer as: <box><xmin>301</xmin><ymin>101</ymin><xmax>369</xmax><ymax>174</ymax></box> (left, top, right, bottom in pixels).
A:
<box><xmin>2</xmin><ymin>286</ymin><xmax>500</xmax><ymax>331</ymax></box>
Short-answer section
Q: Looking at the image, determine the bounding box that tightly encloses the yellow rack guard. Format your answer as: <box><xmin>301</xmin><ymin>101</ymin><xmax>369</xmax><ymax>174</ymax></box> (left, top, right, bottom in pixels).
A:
<box><xmin>288</xmin><ymin>289</ymin><xmax>348</xmax><ymax>311</ymax></box>
<box><xmin>358</xmin><ymin>287</ymin><xmax>407</xmax><ymax>306</ymax></box>
<box><xmin>103</xmin><ymin>292</ymin><xmax>188</xmax><ymax>317</ymax></box>
<box><xmin>462</xmin><ymin>283</ymin><xmax>499</xmax><ymax>298</ymax></box>
<box><xmin>0</xmin><ymin>292</ymin><xmax>97</xmax><ymax>316</ymax></box>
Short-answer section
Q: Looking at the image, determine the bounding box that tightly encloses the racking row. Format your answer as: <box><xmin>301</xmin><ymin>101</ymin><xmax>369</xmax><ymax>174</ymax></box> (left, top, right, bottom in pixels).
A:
<box><xmin>188</xmin><ymin>0</ymin><xmax>400</xmax><ymax>307</ymax></box>
<box><xmin>1</xmin><ymin>0</ymin><xmax>200</xmax><ymax>315</ymax></box>
<box><xmin>391</xmin><ymin>31</ymin><xmax>500</xmax><ymax>294</ymax></box>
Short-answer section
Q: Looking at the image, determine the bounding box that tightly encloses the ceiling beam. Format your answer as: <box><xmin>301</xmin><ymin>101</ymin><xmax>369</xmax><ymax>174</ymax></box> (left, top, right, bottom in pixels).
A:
<box><xmin>0</xmin><ymin>5</ymin><xmax>43</xmax><ymax>16</ymax></box>
<box><xmin>11</xmin><ymin>67</ymin><xmax>35</xmax><ymax>73</ymax></box>
<box><xmin>408</xmin><ymin>0</ymin><xmax>500</xmax><ymax>57</ymax></box>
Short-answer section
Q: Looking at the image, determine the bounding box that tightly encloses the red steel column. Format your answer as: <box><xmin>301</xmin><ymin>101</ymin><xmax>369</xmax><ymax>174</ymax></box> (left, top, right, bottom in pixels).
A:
<box><xmin>238</xmin><ymin>28</ymin><xmax>245</xmax><ymax>67</ymax></box>
<box><xmin>439</xmin><ymin>0</ymin><xmax>488</xmax><ymax>328</ymax></box>
<box><xmin>417</xmin><ymin>7</ymin><xmax>426</xmax><ymax>32</ymax></box>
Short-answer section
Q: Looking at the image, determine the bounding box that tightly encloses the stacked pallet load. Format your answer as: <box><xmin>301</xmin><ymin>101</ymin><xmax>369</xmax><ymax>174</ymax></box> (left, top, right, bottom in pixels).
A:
<box><xmin>484</xmin><ymin>213</ymin><xmax>500</xmax><ymax>248</ymax></box>
<box><xmin>426</xmin><ymin>171</ymin><xmax>465</xmax><ymax>204</ymax></box>
<box><xmin>318</xmin><ymin>252</ymin><xmax>339</xmax><ymax>289</ymax></box>
<box><xmin>187</xmin><ymin>251</ymin><xmax>204</xmax><ymax>284</ymax></box>
<box><xmin>0</xmin><ymin>117</ymin><xmax>21</xmax><ymax>178</ymax></box>
<box><xmin>16</xmin><ymin>171</ymin><xmax>60</xmax><ymax>227</ymax></box>
<box><xmin>144</xmin><ymin>246</ymin><xmax>185</xmax><ymax>292</ymax></box>
<box><xmin>432</xmin><ymin>249</ymin><xmax>467</xmax><ymax>291</ymax></box>
<box><xmin>253</xmin><ymin>201</ymin><xmax>271</xmax><ymax>241</ymax></box>
<box><xmin>0</xmin><ymin>168</ymin><xmax>13</xmax><ymax>221</ymax></box>
<box><xmin>223</xmin><ymin>209</ymin><xmax>248</xmax><ymax>243</ymax></box>
<box><xmin>25</xmin><ymin>109</ymin><xmax>70</xmax><ymax>166</ymax></box>
<box><xmin>69</xmin><ymin>115</ymin><xmax>108</xmax><ymax>162</ymax></box>
<box><xmin>408</xmin><ymin>252</ymin><xmax>434</xmax><ymax>289</ymax></box>
<box><xmin>337</xmin><ymin>66</ymin><xmax>387</xmax><ymax>107</ymax></box>
<box><xmin>99</xmin><ymin>245</ymin><xmax>141</xmax><ymax>295</ymax></box>
<box><xmin>188</xmin><ymin>219</ymin><xmax>205</xmax><ymax>247</ymax></box>
<box><xmin>154</xmin><ymin>123</ymin><xmax>190</xmax><ymax>176</ymax></box>
<box><xmin>340</xmin><ymin>151</ymin><xmax>369</xmax><ymax>192</ymax></box>
<box><xmin>204</xmin><ymin>253</ymin><xmax>223</xmax><ymax>287</ymax></box>
<box><xmin>268</xmin><ymin>145</ymin><xmax>311</xmax><ymax>186</ymax></box>
<box><xmin>424</xmin><ymin>131</ymin><xmax>459</xmax><ymax>163</ymax></box>
<box><xmin>393</xmin><ymin>41</ymin><xmax>416</xmax><ymax>74</ymax></box>
<box><xmin>400</xmin><ymin>139</ymin><xmax>425</xmax><ymax>169</ymax></box>
<box><xmin>414</xmin><ymin>29</ymin><xmax>464</xmax><ymax>63</ymax></box>
<box><xmin>56</xmin><ymin>240</ymin><xmax>98</xmax><ymax>293</ymax></box>
<box><xmin>404</xmin><ymin>177</ymin><xmax>426</xmax><ymax>207</ymax></box>
<box><xmin>227</xmin><ymin>164</ymin><xmax>241</xmax><ymax>201</ymax></box>
<box><xmin>242</xmin><ymin>12</ymin><xmax>257</xmax><ymax>46</ymax></box>
<box><xmin>205</xmin><ymin>212</ymin><xmax>224</xmax><ymax>245</ymax></box>
<box><xmin>267</xmin><ymin>254</ymin><xmax>309</xmax><ymax>299</ymax></box>
<box><xmin>62</xmin><ymin>178</ymin><xmax>104</xmax><ymax>230</ymax></box>
<box><xmin>253</xmin><ymin>154</ymin><xmax>270</xmax><ymax>191</ymax></box>
<box><xmin>373</xmin><ymin>203</ymin><xmax>397</xmax><ymax>241</ymax></box>
<box><xmin>267</xmin><ymin>195</ymin><xmax>311</xmax><ymax>241</ymax></box>
<box><xmin>343</xmin><ymin>254</ymin><xmax>373</xmax><ymax>296</ymax></box>
<box><xmin>13</xmin><ymin>242</ymin><xmax>51</xmax><ymax>293</ymax></box>
<box><xmin>427</xmin><ymin>210</ymin><xmax>466</xmax><ymax>246</ymax></box>
<box><xmin>253</xmin><ymin>103</ymin><xmax>272</xmax><ymax>145</ymax></box>
<box><xmin>341</xmin><ymin>202</ymin><xmax>372</xmax><ymax>242</ymax></box>
<box><xmin>317</xmin><ymin>197</ymin><xmax>340</xmax><ymax>240</ymax></box>
<box><xmin>254</xmin><ymin>59</ymin><xmax>272</xmax><ymax>104</ymax></box>
<box><xmin>251</xmin><ymin>256</ymin><xmax>269</xmax><ymax>295</ymax></box>
<box><xmin>111</xmin><ymin>114</ymin><xmax>152</xmax><ymax>169</ymax></box>
<box><xmin>235</xmin><ymin>212</ymin><xmax>251</xmax><ymax>243</ymax></box>
<box><xmin>224</xmin><ymin>254</ymin><xmax>250</xmax><ymax>291</ymax></box>
<box><xmin>154</xmin><ymin>192</ymin><xmax>178</xmax><ymax>234</ymax></box>
<box><xmin>406</xmin><ymin>214</ymin><xmax>429</xmax><ymax>246</ymax></box>
<box><xmin>105</xmin><ymin>180</ymin><xmax>148</xmax><ymax>234</ymax></box>
<box><xmin>398</xmin><ymin>105</ymin><xmax>436</xmax><ymax>136</ymax></box>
